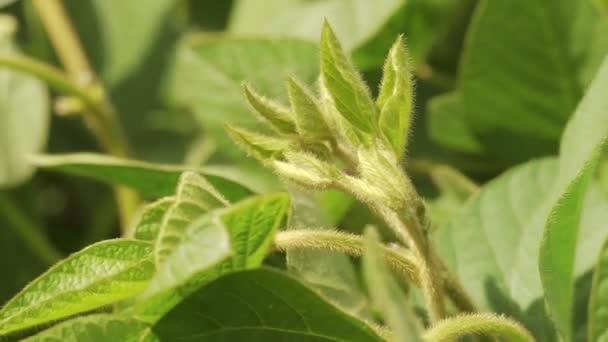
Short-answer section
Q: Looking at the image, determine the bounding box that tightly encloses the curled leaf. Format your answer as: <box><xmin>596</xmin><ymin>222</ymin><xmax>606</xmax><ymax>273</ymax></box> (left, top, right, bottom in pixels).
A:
<box><xmin>243</xmin><ymin>82</ymin><xmax>296</xmax><ymax>133</ymax></box>
<box><xmin>225</xmin><ymin>124</ymin><xmax>292</xmax><ymax>162</ymax></box>
<box><xmin>286</xmin><ymin>76</ymin><xmax>331</xmax><ymax>140</ymax></box>
<box><xmin>273</xmin><ymin>151</ymin><xmax>339</xmax><ymax>189</ymax></box>
<box><xmin>377</xmin><ymin>36</ymin><xmax>413</xmax><ymax>159</ymax></box>
<box><xmin>320</xmin><ymin>21</ymin><xmax>377</xmax><ymax>137</ymax></box>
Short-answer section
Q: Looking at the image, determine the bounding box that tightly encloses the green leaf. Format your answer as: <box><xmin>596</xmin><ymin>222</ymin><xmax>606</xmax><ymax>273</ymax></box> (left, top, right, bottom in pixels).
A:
<box><xmin>152</xmin><ymin>268</ymin><xmax>384</xmax><ymax>341</ymax></box>
<box><xmin>132</xmin><ymin>197</ymin><xmax>174</xmax><ymax>241</ymax></box>
<box><xmin>243</xmin><ymin>82</ymin><xmax>296</xmax><ymax>134</ymax></box>
<box><xmin>451</xmin><ymin>0</ymin><xmax>608</xmax><ymax>162</ymax></box>
<box><xmin>154</xmin><ymin>172</ymin><xmax>229</xmax><ymax>265</ymax></box>
<box><xmin>377</xmin><ymin>36</ymin><xmax>413</xmax><ymax>158</ymax></box>
<box><xmin>137</xmin><ymin>193</ymin><xmax>290</xmax><ymax>319</ymax></box>
<box><xmin>169</xmin><ymin>37</ymin><xmax>318</xmax><ymax>158</ymax></box>
<box><xmin>23</xmin><ymin>314</ymin><xmax>152</xmax><ymax>342</ymax></box>
<box><xmin>425</xmin><ymin>164</ymin><xmax>478</xmax><ymax>227</ymax></box>
<box><xmin>320</xmin><ymin>21</ymin><xmax>377</xmax><ymax>136</ymax></box>
<box><xmin>286</xmin><ymin>76</ymin><xmax>332</xmax><ymax>140</ymax></box>
<box><xmin>65</xmin><ymin>0</ymin><xmax>182</xmax><ymax>115</ymax></box>
<box><xmin>363</xmin><ymin>227</ymin><xmax>422</xmax><ymax>342</ymax></box>
<box><xmin>32</xmin><ymin>153</ymin><xmax>253</xmax><ymax>200</ymax></box>
<box><xmin>230</xmin><ymin>0</ymin><xmax>466</xmax><ymax>70</ymax></box>
<box><xmin>539</xmin><ymin>56</ymin><xmax>608</xmax><ymax>339</ymax></box>
<box><xmin>435</xmin><ymin>157</ymin><xmax>608</xmax><ymax>340</ymax></box>
<box><xmin>0</xmin><ymin>44</ymin><xmax>49</xmax><ymax>188</ymax></box>
<box><xmin>140</xmin><ymin>214</ymin><xmax>231</xmax><ymax>313</ymax></box>
<box><xmin>0</xmin><ymin>239</ymin><xmax>154</xmax><ymax>335</ymax></box>
<box><xmin>588</xmin><ymin>238</ymin><xmax>608</xmax><ymax>342</ymax></box>
<box><xmin>225</xmin><ymin>125</ymin><xmax>292</xmax><ymax>162</ymax></box>
<box><xmin>427</xmin><ymin>92</ymin><xmax>483</xmax><ymax>154</ymax></box>
<box><xmin>229</xmin><ymin>0</ymin><xmax>402</xmax><ymax>52</ymax></box>
<box><xmin>285</xmin><ymin>187</ymin><xmax>369</xmax><ymax>318</ymax></box>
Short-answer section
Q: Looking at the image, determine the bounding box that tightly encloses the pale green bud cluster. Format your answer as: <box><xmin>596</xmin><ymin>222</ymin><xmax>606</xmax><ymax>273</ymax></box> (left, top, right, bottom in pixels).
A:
<box><xmin>227</xmin><ymin>21</ymin><xmax>414</xmax><ymax>207</ymax></box>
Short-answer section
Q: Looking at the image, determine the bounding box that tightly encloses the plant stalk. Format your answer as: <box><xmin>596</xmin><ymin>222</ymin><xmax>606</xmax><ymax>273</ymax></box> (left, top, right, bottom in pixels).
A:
<box><xmin>422</xmin><ymin>313</ymin><xmax>535</xmax><ymax>342</ymax></box>
<box><xmin>273</xmin><ymin>229</ymin><xmax>420</xmax><ymax>283</ymax></box>
<box><xmin>0</xmin><ymin>193</ymin><xmax>62</xmax><ymax>265</ymax></box>
<box><xmin>272</xmin><ymin>229</ymin><xmax>477</xmax><ymax>314</ymax></box>
<box><xmin>31</xmin><ymin>0</ymin><xmax>137</xmax><ymax>231</ymax></box>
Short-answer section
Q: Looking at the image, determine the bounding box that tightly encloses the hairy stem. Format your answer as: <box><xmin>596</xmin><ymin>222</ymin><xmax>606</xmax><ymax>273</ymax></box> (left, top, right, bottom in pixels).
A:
<box><xmin>273</xmin><ymin>229</ymin><xmax>420</xmax><ymax>283</ymax></box>
<box><xmin>31</xmin><ymin>0</ymin><xmax>137</xmax><ymax>230</ymax></box>
<box><xmin>368</xmin><ymin>202</ymin><xmax>447</xmax><ymax>322</ymax></box>
<box><xmin>272</xmin><ymin>229</ymin><xmax>476</xmax><ymax>314</ymax></box>
<box><xmin>0</xmin><ymin>193</ymin><xmax>62</xmax><ymax>265</ymax></box>
<box><xmin>422</xmin><ymin>313</ymin><xmax>534</xmax><ymax>342</ymax></box>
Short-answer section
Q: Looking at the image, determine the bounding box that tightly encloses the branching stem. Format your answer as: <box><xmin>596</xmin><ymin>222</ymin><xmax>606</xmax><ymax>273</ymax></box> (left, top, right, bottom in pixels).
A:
<box><xmin>29</xmin><ymin>0</ymin><xmax>137</xmax><ymax>231</ymax></box>
<box><xmin>272</xmin><ymin>229</ymin><xmax>477</xmax><ymax>314</ymax></box>
<box><xmin>273</xmin><ymin>229</ymin><xmax>420</xmax><ymax>283</ymax></box>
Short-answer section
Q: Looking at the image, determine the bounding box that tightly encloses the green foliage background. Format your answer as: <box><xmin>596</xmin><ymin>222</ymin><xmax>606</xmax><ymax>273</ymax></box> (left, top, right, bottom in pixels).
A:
<box><xmin>1</xmin><ymin>0</ymin><xmax>608</xmax><ymax>341</ymax></box>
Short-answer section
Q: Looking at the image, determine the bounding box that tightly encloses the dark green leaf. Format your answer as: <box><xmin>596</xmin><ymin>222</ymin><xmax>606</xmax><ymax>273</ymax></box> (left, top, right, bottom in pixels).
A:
<box><xmin>152</xmin><ymin>269</ymin><xmax>384</xmax><ymax>341</ymax></box>
<box><xmin>453</xmin><ymin>0</ymin><xmax>608</xmax><ymax>162</ymax></box>
<box><xmin>32</xmin><ymin>153</ymin><xmax>253</xmax><ymax>200</ymax></box>
<box><xmin>426</xmin><ymin>92</ymin><xmax>483</xmax><ymax>154</ymax></box>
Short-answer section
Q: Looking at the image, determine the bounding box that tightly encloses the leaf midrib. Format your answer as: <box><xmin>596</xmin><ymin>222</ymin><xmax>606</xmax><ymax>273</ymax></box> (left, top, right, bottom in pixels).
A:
<box><xmin>0</xmin><ymin>257</ymin><xmax>152</xmax><ymax>332</ymax></box>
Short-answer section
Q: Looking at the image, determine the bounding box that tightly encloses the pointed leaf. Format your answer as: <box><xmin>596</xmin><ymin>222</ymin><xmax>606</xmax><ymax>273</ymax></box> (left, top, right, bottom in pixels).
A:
<box><xmin>377</xmin><ymin>36</ymin><xmax>413</xmax><ymax>158</ymax></box>
<box><xmin>152</xmin><ymin>269</ymin><xmax>384</xmax><ymax>341</ymax></box>
<box><xmin>24</xmin><ymin>314</ymin><xmax>152</xmax><ymax>342</ymax></box>
<box><xmin>539</xmin><ymin>56</ymin><xmax>608</xmax><ymax>339</ymax></box>
<box><xmin>225</xmin><ymin>125</ymin><xmax>292</xmax><ymax>161</ymax></box>
<box><xmin>154</xmin><ymin>172</ymin><xmax>228</xmax><ymax>265</ymax></box>
<box><xmin>133</xmin><ymin>197</ymin><xmax>174</xmax><ymax>241</ymax></box>
<box><xmin>286</xmin><ymin>76</ymin><xmax>331</xmax><ymax>140</ymax></box>
<box><xmin>363</xmin><ymin>227</ymin><xmax>422</xmax><ymax>342</ymax></box>
<box><xmin>243</xmin><ymin>82</ymin><xmax>296</xmax><ymax>133</ymax></box>
<box><xmin>0</xmin><ymin>239</ymin><xmax>154</xmax><ymax>335</ymax></box>
<box><xmin>320</xmin><ymin>21</ymin><xmax>377</xmax><ymax>136</ymax></box>
<box><xmin>169</xmin><ymin>37</ymin><xmax>318</xmax><ymax>157</ymax></box>
<box><xmin>32</xmin><ymin>153</ymin><xmax>253</xmax><ymax>200</ymax></box>
<box><xmin>273</xmin><ymin>151</ymin><xmax>339</xmax><ymax>189</ymax></box>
